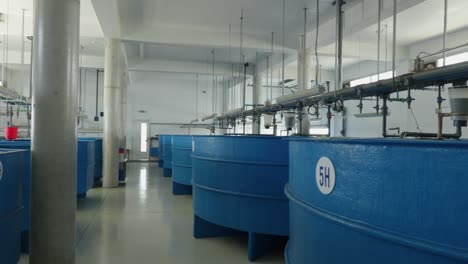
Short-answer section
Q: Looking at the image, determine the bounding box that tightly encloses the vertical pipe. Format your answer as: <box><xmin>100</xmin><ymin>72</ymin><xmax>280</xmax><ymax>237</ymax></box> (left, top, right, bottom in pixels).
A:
<box><xmin>212</xmin><ymin>49</ymin><xmax>215</xmax><ymax>113</ymax></box>
<box><xmin>28</xmin><ymin>37</ymin><xmax>33</xmax><ymax>137</ymax></box>
<box><xmin>377</xmin><ymin>0</ymin><xmax>382</xmax><ymax>80</ymax></box>
<box><xmin>282</xmin><ymin>0</ymin><xmax>286</xmax><ymax>96</ymax></box>
<box><xmin>242</xmin><ymin>61</ymin><xmax>247</xmax><ymax>110</ymax></box>
<box><xmin>315</xmin><ymin>0</ymin><xmax>320</xmax><ymax>83</ymax></box>
<box><xmin>392</xmin><ymin>0</ymin><xmax>398</xmax><ymax>95</ymax></box>
<box><xmin>303</xmin><ymin>8</ymin><xmax>308</xmax><ymax>89</ymax></box>
<box><xmin>103</xmin><ymin>38</ymin><xmax>121</xmax><ymax>188</ymax></box>
<box><xmin>95</xmin><ymin>70</ymin><xmax>100</xmax><ymax>120</ymax></box>
<box><xmin>30</xmin><ymin>0</ymin><xmax>79</xmax><ymax>263</ymax></box>
<box><xmin>443</xmin><ymin>0</ymin><xmax>448</xmax><ymax>66</ymax></box>
<box><xmin>382</xmin><ymin>95</ymin><xmax>388</xmax><ymax>137</ymax></box>
<box><xmin>195</xmin><ymin>73</ymin><xmax>199</xmax><ymax>119</ymax></box>
<box><xmin>297</xmin><ymin>35</ymin><xmax>303</xmax><ymax>90</ymax></box>
<box><xmin>2</xmin><ymin>35</ymin><xmax>6</xmax><ymax>86</ymax></box>
<box><xmin>266</xmin><ymin>56</ymin><xmax>270</xmax><ymax>101</ymax></box>
<box><xmin>335</xmin><ymin>0</ymin><xmax>344</xmax><ymax>91</ymax></box>
<box><xmin>270</xmin><ymin>32</ymin><xmax>274</xmax><ymax>101</ymax></box>
<box><xmin>239</xmin><ymin>9</ymin><xmax>244</xmax><ymax>109</ymax></box>
<box><xmin>21</xmin><ymin>9</ymin><xmax>26</xmax><ymax>65</ymax></box>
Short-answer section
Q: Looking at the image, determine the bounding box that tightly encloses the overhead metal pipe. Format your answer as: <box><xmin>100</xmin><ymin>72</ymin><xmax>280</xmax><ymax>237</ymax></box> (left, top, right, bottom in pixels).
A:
<box><xmin>216</xmin><ymin>60</ymin><xmax>468</xmax><ymax>120</ymax></box>
<box><xmin>103</xmin><ymin>38</ymin><xmax>121</xmax><ymax>188</ymax></box>
<box><xmin>30</xmin><ymin>0</ymin><xmax>79</xmax><ymax>263</ymax></box>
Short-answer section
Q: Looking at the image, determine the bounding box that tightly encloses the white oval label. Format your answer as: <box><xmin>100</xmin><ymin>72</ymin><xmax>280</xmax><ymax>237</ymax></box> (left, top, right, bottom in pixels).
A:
<box><xmin>315</xmin><ymin>157</ymin><xmax>336</xmax><ymax>195</ymax></box>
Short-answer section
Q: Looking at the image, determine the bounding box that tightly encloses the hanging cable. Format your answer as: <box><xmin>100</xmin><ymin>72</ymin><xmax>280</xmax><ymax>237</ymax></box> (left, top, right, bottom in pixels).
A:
<box><xmin>410</xmin><ymin>108</ymin><xmax>422</xmax><ymax>133</ymax></box>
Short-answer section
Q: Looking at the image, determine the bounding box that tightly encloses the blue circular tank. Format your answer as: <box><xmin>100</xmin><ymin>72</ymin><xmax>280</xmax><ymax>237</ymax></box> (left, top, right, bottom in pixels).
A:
<box><xmin>171</xmin><ymin>135</ymin><xmax>193</xmax><ymax>195</ymax></box>
<box><xmin>285</xmin><ymin>138</ymin><xmax>468</xmax><ymax>264</ymax></box>
<box><xmin>162</xmin><ymin>135</ymin><xmax>173</xmax><ymax>177</ymax></box>
<box><xmin>192</xmin><ymin>136</ymin><xmax>289</xmax><ymax>260</ymax></box>
<box><xmin>0</xmin><ymin>149</ymin><xmax>26</xmax><ymax>263</ymax></box>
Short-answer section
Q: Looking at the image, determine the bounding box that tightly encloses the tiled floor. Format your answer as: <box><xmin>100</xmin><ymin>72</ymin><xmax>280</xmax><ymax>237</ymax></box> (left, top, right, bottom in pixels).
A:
<box><xmin>20</xmin><ymin>163</ymin><xmax>285</xmax><ymax>264</ymax></box>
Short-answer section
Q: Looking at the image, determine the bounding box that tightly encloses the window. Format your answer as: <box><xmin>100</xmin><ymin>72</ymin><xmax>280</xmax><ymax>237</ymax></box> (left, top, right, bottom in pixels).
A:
<box><xmin>437</xmin><ymin>51</ymin><xmax>468</xmax><ymax>67</ymax></box>
<box><xmin>350</xmin><ymin>71</ymin><xmax>394</xmax><ymax>87</ymax></box>
<box><xmin>140</xmin><ymin>123</ymin><xmax>148</xmax><ymax>152</ymax></box>
<box><xmin>310</xmin><ymin>127</ymin><xmax>329</xmax><ymax>136</ymax></box>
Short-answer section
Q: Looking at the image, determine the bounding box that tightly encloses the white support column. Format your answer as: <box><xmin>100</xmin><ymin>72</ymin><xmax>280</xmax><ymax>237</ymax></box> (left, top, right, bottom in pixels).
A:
<box><xmin>300</xmin><ymin>48</ymin><xmax>312</xmax><ymax>135</ymax></box>
<box><xmin>30</xmin><ymin>0</ymin><xmax>79</xmax><ymax>263</ymax></box>
<box><xmin>252</xmin><ymin>73</ymin><xmax>263</xmax><ymax>134</ymax></box>
<box><xmin>303</xmin><ymin>48</ymin><xmax>312</xmax><ymax>90</ymax></box>
<box><xmin>103</xmin><ymin>38</ymin><xmax>121</xmax><ymax>188</ymax></box>
<box><xmin>297</xmin><ymin>36</ymin><xmax>303</xmax><ymax>90</ymax></box>
<box><xmin>119</xmin><ymin>71</ymin><xmax>127</xmax><ymax>150</ymax></box>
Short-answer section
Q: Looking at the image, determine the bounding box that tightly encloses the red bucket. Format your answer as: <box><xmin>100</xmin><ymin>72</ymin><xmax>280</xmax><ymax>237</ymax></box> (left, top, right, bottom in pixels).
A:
<box><xmin>5</xmin><ymin>126</ymin><xmax>18</xmax><ymax>140</ymax></box>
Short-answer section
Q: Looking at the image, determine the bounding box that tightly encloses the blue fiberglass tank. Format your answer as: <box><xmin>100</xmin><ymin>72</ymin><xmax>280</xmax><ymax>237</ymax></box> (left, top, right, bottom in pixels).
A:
<box><xmin>192</xmin><ymin>136</ymin><xmax>289</xmax><ymax>261</ymax></box>
<box><xmin>0</xmin><ymin>149</ymin><xmax>25</xmax><ymax>263</ymax></box>
<box><xmin>171</xmin><ymin>135</ymin><xmax>192</xmax><ymax>195</ymax></box>
<box><xmin>285</xmin><ymin>138</ymin><xmax>468</xmax><ymax>264</ymax></box>
<box><xmin>162</xmin><ymin>135</ymin><xmax>173</xmax><ymax>177</ymax></box>
<box><xmin>158</xmin><ymin>135</ymin><xmax>164</xmax><ymax>168</ymax></box>
<box><xmin>77</xmin><ymin>139</ymin><xmax>96</xmax><ymax>197</ymax></box>
<box><xmin>0</xmin><ymin>141</ymin><xmax>31</xmax><ymax>253</ymax></box>
<box><xmin>80</xmin><ymin>137</ymin><xmax>103</xmax><ymax>185</ymax></box>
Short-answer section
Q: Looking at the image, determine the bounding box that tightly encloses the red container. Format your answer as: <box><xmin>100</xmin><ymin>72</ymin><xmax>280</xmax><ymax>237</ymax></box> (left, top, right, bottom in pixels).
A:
<box><xmin>5</xmin><ymin>126</ymin><xmax>18</xmax><ymax>140</ymax></box>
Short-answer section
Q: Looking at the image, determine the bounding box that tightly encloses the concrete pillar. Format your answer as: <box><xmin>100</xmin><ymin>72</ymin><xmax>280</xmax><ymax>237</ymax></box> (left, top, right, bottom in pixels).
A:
<box><xmin>30</xmin><ymin>0</ymin><xmax>79</xmax><ymax>263</ymax></box>
<box><xmin>119</xmin><ymin>71</ymin><xmax>127</xmax><ymax>150</ymax></box>
<box><xmin>103</xmin><ymin>38</ymin><xmax>121</xmax><ymax>188</ymax></box>
<box><xmin>252</xmin><ymin>73</ymin><xmax>263</xmax><ymax>134</ymax></box>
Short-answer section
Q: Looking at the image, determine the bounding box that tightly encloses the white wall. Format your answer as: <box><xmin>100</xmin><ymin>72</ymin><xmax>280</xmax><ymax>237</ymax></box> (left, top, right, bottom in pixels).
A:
<box><xmin>329</xmin><ymin>27</ymin><xmax>468</xmax><ymax>138</ymax></box>
<box><xmin>126</xmin><ymin>71</ymin><xmax>222</xmax><ymax>159</ymax></box>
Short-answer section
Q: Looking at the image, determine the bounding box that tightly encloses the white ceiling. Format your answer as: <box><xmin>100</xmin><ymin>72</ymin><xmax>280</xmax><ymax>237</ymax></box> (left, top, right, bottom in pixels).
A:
<box><xmin>2</xmin><ymin>0</ymin><xmax>468</xmax><ymax>79</ymax></box>
<box><xmin>0</xmin><ymin>0</ymin><xmax>103</xmax><ymax>64</ymax></box>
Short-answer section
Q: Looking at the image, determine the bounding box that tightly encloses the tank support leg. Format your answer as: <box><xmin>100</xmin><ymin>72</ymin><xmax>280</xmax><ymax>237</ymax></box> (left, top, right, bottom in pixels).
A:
<box><xmin>193</xmin><ymin>215</ymin><xmax>240</xmax><ymax>238</ymax></box>
<box><xmin>248</xmin><ymin>232</ymin><xmax>288</xmax><ymax>261</ymax></box>
<box><xmin>172</xmin><ymin>182</ymin><xmax>192</xmax><ymax>195</ymax></box>
<box><xmin>163</xmin><ymin>168</ymin><xmax>172</xmax><ymax>177</ymax></box>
